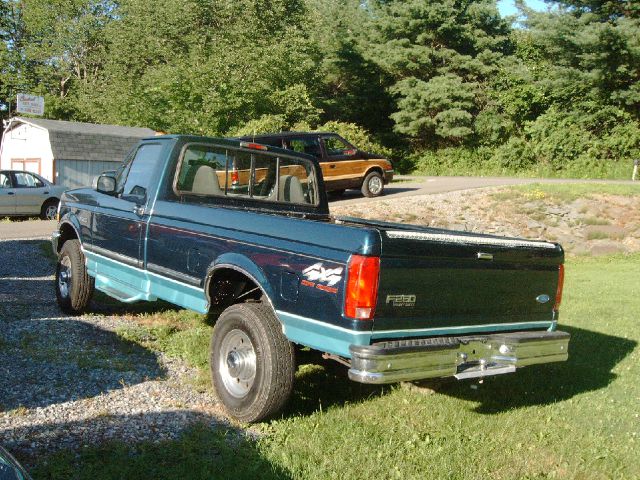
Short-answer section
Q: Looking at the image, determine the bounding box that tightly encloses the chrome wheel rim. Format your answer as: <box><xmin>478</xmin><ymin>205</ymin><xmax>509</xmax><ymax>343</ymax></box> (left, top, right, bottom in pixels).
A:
<box><xmin>368</xmin><ymin>175</ymin><xmax>383</xmax><ymax>195</ymax></box>
<box><xmin>58</xmin><ymin>256</ymin><xmax>72</xmax><ymax>298</ymax></box>
<box><xmin>218</xmin><ymin>329</ymin><xmax>256</xmax><ymax>398</ymax></box>
<box><xmin>45</xmin><ymin>204</ymin><xmax>58</xmax><ymax>220</ymax></box>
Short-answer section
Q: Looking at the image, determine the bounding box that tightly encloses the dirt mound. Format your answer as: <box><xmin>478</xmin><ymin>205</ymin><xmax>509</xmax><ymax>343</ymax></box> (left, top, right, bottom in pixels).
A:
<box><xmin>330</xmin><ymin>187</ymin><xmax>640</xmax><ymax>257</ymax></box>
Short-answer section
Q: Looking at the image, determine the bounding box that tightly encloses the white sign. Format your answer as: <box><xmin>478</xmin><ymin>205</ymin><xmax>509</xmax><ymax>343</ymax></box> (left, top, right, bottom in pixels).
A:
<box><xmin>16</xmin><ymin>93</ymin><xmax>45</xmax><ymax>116</ymax></box>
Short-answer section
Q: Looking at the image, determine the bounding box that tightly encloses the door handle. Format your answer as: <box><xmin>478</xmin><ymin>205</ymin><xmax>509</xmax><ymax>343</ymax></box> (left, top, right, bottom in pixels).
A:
<box><xmin>7</xmin><ymin>192</ymin><xmax>14</xmax><ymax>195</ymax></box>
<box><xmin>133</xmin><ymin>205</ymin><xmax>145</xmax><ymax>216</ymax></box>
<box><xmin>43</xmin><ymin>191</ymin><xmax>49</xmax><ymax>194</ymax></box>
<box><xmin>329</xmin><ymin>164</ymin><xmax>336</xmax><ymax>169</ymax></box>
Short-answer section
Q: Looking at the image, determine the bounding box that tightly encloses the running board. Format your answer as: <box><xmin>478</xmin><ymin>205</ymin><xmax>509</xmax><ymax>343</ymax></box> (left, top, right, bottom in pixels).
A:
<box><xmin>94</xmin><ymin>276</ymin><xmax>156</xmax><ymax>303</ymax></box>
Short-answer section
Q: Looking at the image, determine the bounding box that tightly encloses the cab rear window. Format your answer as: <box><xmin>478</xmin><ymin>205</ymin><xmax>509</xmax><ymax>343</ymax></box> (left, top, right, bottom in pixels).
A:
<box><xmin>173</xmin><ymin>144</ymin><xmax>319</xmax><ymax>206</ymax></box>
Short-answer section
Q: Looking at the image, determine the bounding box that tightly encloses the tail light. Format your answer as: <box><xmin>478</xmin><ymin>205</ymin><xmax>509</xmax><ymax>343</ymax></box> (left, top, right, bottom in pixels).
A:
<box><xmin>345</xmin><ymin>255</ymin><xmax>380</xmax><ymax>320</ymax></box>
<box><xmin>240</xmin><ymin>141</ymin><xmax>268</xmax><ymax>151</ymax></box>
<box><xmin>554</xmin><ymin>264</ymin><xmax>565</xmax><ymax>312</ymax></box>
<box><xmin>231</xmin><ymin>168</ymin><xmax>239</xmax><ymax>185</ymax></box>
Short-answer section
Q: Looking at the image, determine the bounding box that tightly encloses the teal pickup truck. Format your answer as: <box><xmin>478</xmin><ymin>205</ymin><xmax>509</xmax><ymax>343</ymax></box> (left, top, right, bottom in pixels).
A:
<box><xmin>52</xmin><ymin>135</ymin><xmax>569</xmax><ymax>422</ymax></box>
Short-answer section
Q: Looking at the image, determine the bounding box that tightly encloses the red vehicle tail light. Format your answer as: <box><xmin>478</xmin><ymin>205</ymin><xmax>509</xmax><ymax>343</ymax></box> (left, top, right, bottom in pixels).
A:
<box><xmin>345</xmin><ymin>255</ymin><xmax>380</xmax><ymax>320</ymax></box>
<box><xmin>554</xmin><ymin>264</ymin><xmax>565</xmax><ymax>312</ymax></box>
<box><xmin>231</xmin><ymin>169</ymin><xmax>239</xmax><ymax>185</ymax></box>
<box><xmin>240</xmin><ymin>141</ymin><xmax>268</xmax><ymax>151</ymax></box>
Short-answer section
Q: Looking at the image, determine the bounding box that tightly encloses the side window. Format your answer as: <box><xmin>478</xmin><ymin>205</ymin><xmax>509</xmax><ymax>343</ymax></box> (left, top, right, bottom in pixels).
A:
<box><xmin>323</xmin><ymin>136</ymin><xmax>356</xmax><ymax>157</ymax></box>
<box><xmin>0</xmin><ymin>172</ymin><xmax>11</xmax><ymax>188</ymax></box>
<box><xmin>121</xmin><ymin>143</ymin><xmax>164</xmax><ymax>203</ymax></box>
<box><xmin>287</xmin><ymin>137</ymin><xmax>322</xmax><ymax>158</ymax></box>
<box><xmin>13</xmin><ymin>172</ymin><xmax>44</xmax><ymax>188</ymax></box>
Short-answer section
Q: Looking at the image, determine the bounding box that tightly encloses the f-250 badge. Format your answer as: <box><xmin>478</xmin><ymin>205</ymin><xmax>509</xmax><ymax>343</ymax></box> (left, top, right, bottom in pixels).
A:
<box><xmin>301</xmin><ymin>263</ymin><xmax>343</xmax><ymax>294</ymax></box>
<box><xmin>386</xmin><ymin>294</ymin><xmax>416</xmax><ymax>307</ymax></box>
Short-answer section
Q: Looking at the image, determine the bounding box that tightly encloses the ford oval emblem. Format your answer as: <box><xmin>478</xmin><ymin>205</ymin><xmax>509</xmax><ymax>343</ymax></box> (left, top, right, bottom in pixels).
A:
<box><xmin>536</xmin><ymin>294</ymin><xmax>550</xmax><ymax>304</ymax></box>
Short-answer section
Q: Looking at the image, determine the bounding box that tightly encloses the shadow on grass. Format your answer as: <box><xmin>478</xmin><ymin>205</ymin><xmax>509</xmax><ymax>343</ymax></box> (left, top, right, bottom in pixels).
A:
<box><xmin>283</xmin><ymin>350</ymin><xmax>389</xmax><ymax>418</ymax></box>
<box><xmin>282</xmin><ymin>325</ymin><xmax>636</xmax><ymax>418</ymax></box>
<box><xmin>431</xmin><ymin>325</ymin><xmax>637</xmax><ymax>414</ymax></box>
<box><xmin>6</xmin><ymin>412</ymin><xmax>290</xmax><ymax>480</ymax></box>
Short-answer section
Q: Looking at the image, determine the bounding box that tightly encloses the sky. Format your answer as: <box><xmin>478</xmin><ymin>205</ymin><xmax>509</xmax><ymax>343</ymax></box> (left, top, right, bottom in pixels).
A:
<box><xmin>497</xmin><ymin>0</ymin><xmax>548</xmax><ymax>17</ymax></box>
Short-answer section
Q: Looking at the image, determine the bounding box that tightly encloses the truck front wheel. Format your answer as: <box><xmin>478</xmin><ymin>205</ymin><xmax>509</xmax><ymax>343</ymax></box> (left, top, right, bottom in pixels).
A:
<box><xmin>55</xmin><ymin>239</ymin><xmax>94</xmax><ymax>314</ymax></box>
<box><xmin>210</xmin><ymin>302</ymin><xmax>295</xmax><ymax>422</ymax></box>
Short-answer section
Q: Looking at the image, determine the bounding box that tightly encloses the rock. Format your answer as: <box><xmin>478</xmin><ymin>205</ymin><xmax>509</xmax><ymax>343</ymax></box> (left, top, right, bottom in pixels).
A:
<box><xmin>589</xmin><ymin>242</ymin><xmax>626</xmax><ymax>256</ymax></box>
<box><xmin>547</xmin><ymin>207</ymin><xmax>567</xmax><ymax>216</ymax></box>
<box><xmin>526</xmin><ymin>220</ymin><xmax>543</xmax><ymax>229</ymax></box>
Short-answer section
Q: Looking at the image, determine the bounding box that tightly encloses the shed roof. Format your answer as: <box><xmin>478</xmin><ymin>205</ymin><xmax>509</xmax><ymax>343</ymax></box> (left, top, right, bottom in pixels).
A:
<box><xmin>6</xmin><ymin>117</ymin><xmax>156</xmax><ymax>162</ymax></box>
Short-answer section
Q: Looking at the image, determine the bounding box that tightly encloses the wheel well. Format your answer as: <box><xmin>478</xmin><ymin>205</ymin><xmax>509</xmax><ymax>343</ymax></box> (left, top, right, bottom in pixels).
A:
<box><xmin>57</xmin><ymin>223</ymin><xmax>78</xmax><ymax>253</ymax></box>
<box><xmin>362</xmin><ymin>167</ymin><xmax>384</xmax><ymax>184</ymax></box>
<box><xmin>206</xmin><ymin>267</ymin><xmax>265</xmax><ymax>314</ymax></box>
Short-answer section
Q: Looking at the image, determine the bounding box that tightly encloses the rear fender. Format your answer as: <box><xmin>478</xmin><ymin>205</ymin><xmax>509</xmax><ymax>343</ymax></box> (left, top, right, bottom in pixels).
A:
<box><xmin>205</xmin><ymin>252</ymin><xmax>277</xmax><ymax>313</ymax></box>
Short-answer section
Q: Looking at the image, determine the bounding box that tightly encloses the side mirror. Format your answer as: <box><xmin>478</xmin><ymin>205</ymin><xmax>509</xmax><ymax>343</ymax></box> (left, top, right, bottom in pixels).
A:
<box><xmin>95</xmin><ymin>174</ymin><xmax>116</xmax><ymax>194</ymax></box>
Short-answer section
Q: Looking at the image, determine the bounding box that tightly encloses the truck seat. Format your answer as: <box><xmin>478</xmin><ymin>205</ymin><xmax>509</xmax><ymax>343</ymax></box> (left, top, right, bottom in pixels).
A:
<box><xmin>279</xmin><ymin>175</ymin><xmax>305</xmax><ymax>204</ymax></box>
<box><xmin>192</xmin><ymin>165</ymin><xmax>223</xmax><ymax>196</ymax></box>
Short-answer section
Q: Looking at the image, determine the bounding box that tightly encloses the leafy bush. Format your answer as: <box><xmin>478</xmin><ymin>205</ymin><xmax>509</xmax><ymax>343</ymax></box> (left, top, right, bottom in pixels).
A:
<box><xmin>489</xmin><ymin>107</ymin><xmax>640</xmax><ymax>178</ymax></box>
<box><xmin>411</xmin><ymin>147</ymin><xmax>498</xmax><ymax>176</ymax></box>
<box><xmin>227</xmin><ymin>115</ymin><xmax>289</xmax><ymax>137</ymax></box>
<box><xmin>315</xmin><ymin>121</ymin><xmax>392</xmax><ymax>158</ymax></box>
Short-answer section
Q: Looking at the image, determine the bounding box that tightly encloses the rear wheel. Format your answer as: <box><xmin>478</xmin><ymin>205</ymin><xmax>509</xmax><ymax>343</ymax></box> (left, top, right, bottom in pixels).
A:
<box><xmin>41</xmin><ymin>199</ymin><xmax>59</xmax><ymax>220</ymax></box>
<box><xmin>210</xmin><ymin>302</ymin><xmax>295</xmax><ymax>422</ymax></box>
<box><xmin>55</xmin><ymin>239</ymin><xmax>94</xmax><ymax>314</ymax></box>
<box><xmin>361</xmin><ymin>171</ymin><xmax>384</xmax><ymax>197</ymax></box>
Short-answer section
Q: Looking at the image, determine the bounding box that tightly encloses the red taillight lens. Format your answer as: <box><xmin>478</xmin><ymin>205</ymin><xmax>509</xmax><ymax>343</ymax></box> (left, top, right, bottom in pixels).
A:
<box><xmin>345</xmin><ymin>255</ymin><xmax>380</xmax><ymax>320</ymax></box>
<box><xmin>554</xmin><ymin>264</ymin><xmax>565</xmax><ymax>312</ymax></box>
<box><xmin>231</xmin><ymin>169</ymin><xmax>239</xmax><ymax>185</ymax></box>
<box><xmin>240</xmin><ymin>141</ymin><xmax>268</xmax><ymax>151</ymax></box>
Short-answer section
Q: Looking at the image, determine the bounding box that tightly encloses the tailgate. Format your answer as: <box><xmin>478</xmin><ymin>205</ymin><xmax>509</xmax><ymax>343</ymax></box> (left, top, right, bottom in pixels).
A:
<box><xmin>373</xmin><ymin>228</ymin><xmax>563</xmax><ymax>336</ymax></box>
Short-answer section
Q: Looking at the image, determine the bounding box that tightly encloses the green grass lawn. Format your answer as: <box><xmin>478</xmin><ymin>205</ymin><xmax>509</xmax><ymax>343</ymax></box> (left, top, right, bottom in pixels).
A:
<box><xmin>33</xmin><ymin>254</ymin><xmax>639</xmax><ymax>480</ymax></box>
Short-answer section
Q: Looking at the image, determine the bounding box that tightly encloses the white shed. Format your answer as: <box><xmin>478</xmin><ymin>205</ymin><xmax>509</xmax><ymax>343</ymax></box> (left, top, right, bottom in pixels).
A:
<box><xmin>0</xmin><ymin>117</ymin><xmax>155</xmax><ymax>188</ymax></box>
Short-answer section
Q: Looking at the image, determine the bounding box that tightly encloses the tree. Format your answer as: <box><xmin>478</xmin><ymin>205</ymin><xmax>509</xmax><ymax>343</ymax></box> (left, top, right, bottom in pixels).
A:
<box><xmin>369</xmin><ymin>0</ymin><xmax>513</xmax><ymax>146</ymax></box>
<box><xmin>77</xmin><ymin>0</ymin><xmax>323</xmax><ymax>134</ymax></box>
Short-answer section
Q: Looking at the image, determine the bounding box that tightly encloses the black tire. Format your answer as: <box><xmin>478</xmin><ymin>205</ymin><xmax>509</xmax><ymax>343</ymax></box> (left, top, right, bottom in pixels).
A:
<box><xmin>40</xmin><ymin>199</ymin><xmax>59</xmax><ymax>220</ymax></box>
<box><xmin>210</xmin><ymin>302</ymin><xmax>295</xmax><ymax>422</ymax></box>
<box><xmin>55</xmin><ymin>239</ymin><xmax>94</xmax><ymax>314</ymax></box>
<box><xmin>361</xmin><ymin>171</ymin><xmax>384</xmax><ymax>197</ymax></box>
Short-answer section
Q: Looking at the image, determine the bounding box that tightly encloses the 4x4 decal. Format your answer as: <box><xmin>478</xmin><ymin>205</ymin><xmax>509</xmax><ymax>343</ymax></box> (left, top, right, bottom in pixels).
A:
<box><xmin>301</xmin><ymin>262</ymin><xmax>343</xmax><ymax>294</ymax></box>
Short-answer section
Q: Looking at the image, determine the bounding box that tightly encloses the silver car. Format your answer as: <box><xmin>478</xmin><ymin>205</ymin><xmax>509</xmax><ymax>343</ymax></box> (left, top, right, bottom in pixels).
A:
<box><xmin>0</xmin><ymin>170</ymin><xmax>66</xmax><ymax>220</ymax></box>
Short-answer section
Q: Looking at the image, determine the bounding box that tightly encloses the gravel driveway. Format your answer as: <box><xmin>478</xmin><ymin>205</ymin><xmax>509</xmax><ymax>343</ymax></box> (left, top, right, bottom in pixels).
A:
<box><xmin>0</xmin><ymin>239</ymin><xmax>224</xmax><ymax>462</ymax></box>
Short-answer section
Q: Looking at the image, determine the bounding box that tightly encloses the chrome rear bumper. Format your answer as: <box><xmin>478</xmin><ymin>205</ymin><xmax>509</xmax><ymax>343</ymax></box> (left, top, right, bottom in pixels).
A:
<box><xmin>348</xmin><ymin>330</ymin><xmax>570</xmax><ymax>384</ymax></box>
